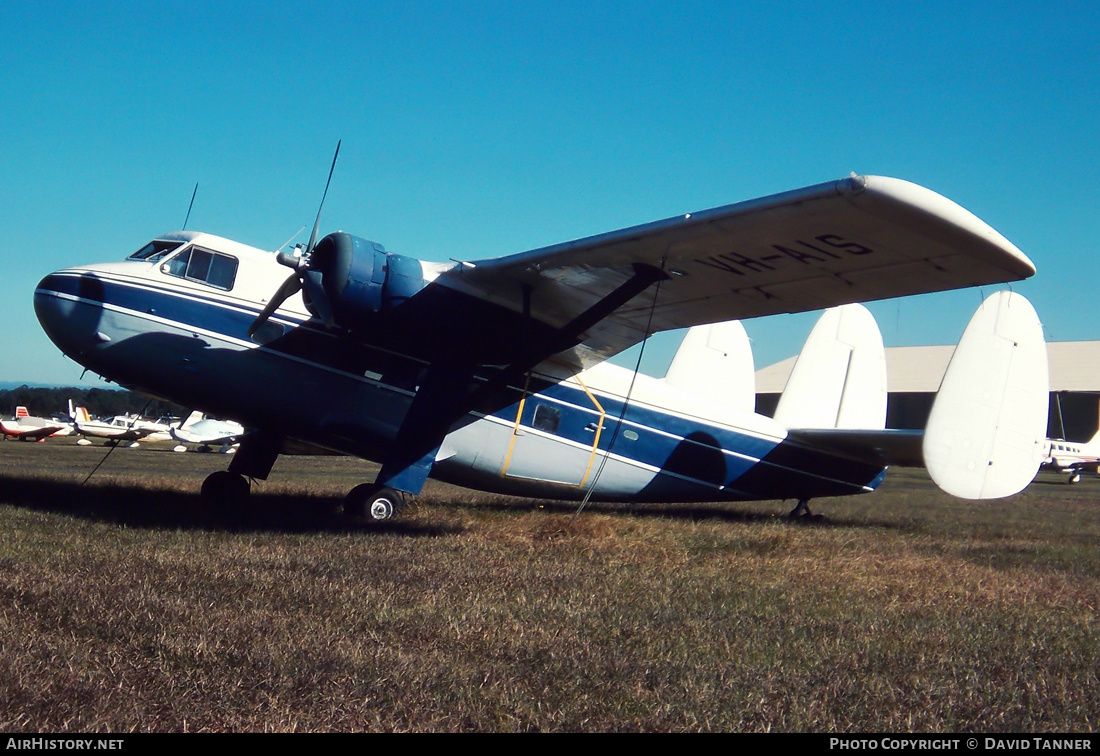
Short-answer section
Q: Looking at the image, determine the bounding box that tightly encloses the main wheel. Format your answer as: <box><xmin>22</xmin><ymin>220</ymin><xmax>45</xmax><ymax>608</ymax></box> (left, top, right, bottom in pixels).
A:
<box><xmin>345</xmin><ymin>484</ymin><xmax>404</xmax><ymax>521</ymax></box>
<box><xmin>200</xmin><ymin>470</ymin><xmax>251</xmax><ymax>508</ymax></box>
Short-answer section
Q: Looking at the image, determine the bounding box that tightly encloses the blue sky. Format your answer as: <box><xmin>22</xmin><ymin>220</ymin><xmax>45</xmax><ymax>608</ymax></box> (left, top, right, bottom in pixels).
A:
<box><xmin>2</xmin><ymin>1</ymin><xmax>1097</xmax><ymax>387</ymax></box>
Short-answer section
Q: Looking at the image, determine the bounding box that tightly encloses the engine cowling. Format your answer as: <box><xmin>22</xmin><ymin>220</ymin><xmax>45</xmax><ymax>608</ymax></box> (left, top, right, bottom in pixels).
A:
<box><xmin>308</xmin><ymin>232</ymin><xmax>426</xmax><ymax>326</ymax></box>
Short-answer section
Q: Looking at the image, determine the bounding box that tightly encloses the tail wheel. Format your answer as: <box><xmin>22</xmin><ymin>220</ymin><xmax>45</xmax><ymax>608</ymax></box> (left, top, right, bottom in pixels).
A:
<box><xmin>346</xmin><ymin>484</ymin><xmax>404</xmax><ymax>521</ymax></box>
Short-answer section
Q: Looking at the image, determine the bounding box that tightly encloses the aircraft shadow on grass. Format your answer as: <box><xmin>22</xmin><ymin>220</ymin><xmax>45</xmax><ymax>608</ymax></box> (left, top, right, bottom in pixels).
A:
<box><xmin>0</xmin><ymin>472</ymin><xmax>852</xmax><ymax>535</ymax></box>
<box><xmin>0</xmin><ymin>475</ymin><xmax>455</xmax><ymax>536</ymax></box>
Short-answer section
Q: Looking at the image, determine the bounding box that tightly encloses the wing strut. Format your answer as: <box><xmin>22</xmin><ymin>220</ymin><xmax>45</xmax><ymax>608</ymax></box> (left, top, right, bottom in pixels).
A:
<box><xmin>375</xmin><ymin>263</ymin><xmax>669</xmax><ymax>495</ymax></box>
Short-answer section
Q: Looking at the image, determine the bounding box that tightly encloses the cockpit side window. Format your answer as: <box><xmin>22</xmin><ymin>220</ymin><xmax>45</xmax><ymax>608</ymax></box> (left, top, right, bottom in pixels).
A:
<box><xmin>187</xmin><ymin>249</ymin><xmax>213</xmax><ymax>281</ymax></box>
<box><xmin>128</xmin><ymin>239</ymin><xmax>184</xmax><ymax>262</ymax></box>
<box><xmin>207</xmin><ymin>252</ymin><xmax>238</xmax><ymax>289</ymax></box>
<box><xmin>163</xmin><ymin>248</ymin><xmax>190</xmax><ymax>277</ymax></box>
<box><xmin>160</xmin><ymin>246</ymin><xmax>239</xmax><ymax>291</ymax></box>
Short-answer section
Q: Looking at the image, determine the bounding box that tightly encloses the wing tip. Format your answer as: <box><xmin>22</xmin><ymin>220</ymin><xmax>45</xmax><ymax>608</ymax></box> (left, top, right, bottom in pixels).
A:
<box><xmin>847</xmin><ymin>174</ymin><xmax>1035</xmax><ymax>279</ymax></box>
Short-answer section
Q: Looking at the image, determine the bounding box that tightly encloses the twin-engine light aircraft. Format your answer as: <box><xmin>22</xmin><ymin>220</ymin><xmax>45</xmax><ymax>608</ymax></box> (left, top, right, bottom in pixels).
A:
<box><xmin>34</xmin><ymin>154</ymin><xmax>1051</xmax><ymax>520</ymax></box>
<box><xmin>1042</xmin><ymin>433</ymin><xmax>1100</xmax><ymax>484</ymax></box>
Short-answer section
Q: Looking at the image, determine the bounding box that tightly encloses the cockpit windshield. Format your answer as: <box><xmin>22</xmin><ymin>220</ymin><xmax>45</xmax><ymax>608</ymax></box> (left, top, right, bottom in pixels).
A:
<box><xmin>128</xmin><ymin>239</ymin><xmax>185</xmax><ymax>262</ymax></box>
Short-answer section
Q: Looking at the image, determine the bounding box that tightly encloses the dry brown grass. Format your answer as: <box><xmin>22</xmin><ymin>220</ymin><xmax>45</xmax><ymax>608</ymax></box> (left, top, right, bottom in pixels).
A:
<box><xmin>0</xmin><ymin>438</ymin><xmax>1096</xmax><ymax>731</ymax></box>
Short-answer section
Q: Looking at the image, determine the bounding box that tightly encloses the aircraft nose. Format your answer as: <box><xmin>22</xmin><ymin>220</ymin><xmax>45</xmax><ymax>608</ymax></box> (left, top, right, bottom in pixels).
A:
<box><xmin>34</xmin><ymin>271</ymin><xmax>107</xmax><ymax>358</ymax></box>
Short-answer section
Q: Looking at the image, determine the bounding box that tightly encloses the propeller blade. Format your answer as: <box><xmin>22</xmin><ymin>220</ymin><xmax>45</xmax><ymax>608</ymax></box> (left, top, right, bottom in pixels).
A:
<box><xmin>252</xmin><ymin>142</ymin><xmax>343</xmax><ymax>339</ymax></box>
<box><xmin>301</xmin><ymin>269</ymin><xmax>335</xmax><ymax>328</ymax></box>
<box><xmin>247</xmin><ymin>274</ymin><xmax>302</xmax><ymax>337</ymax></box>
<box><xmin>306</xmin><ymin>139</ymin><xmax>341</xmax><ymax>256</ymax></box>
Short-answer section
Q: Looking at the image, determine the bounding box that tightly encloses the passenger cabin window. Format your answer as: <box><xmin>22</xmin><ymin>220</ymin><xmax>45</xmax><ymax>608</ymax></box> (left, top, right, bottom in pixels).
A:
<box><xmin>161</xmin><ymin>247</ymin><xmax>239</xmax><ymax>290</ymax></box>
<box><xmin>128</xmin><ymin>239</ymin><xmax>185</xmax><ymax>262</ymax></box>
<box><xmin>532</xmin><ymin>404</ymin><xmax>562</xmax><ymax>434</ymax></box>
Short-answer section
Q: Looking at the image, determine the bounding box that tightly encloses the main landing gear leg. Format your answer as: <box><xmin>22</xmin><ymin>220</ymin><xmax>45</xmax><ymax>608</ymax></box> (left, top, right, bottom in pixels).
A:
<box><xmin>344</xmin><ymin>440</ymin><xmax>437</xmax><ymax>523</ymax></box>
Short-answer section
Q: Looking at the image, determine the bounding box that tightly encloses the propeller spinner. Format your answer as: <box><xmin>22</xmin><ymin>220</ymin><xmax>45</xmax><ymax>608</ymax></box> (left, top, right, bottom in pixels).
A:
<box><xmin>248</xmin><ymin>140</ymin><xmax>342</xmax><ymax>337</ymax></box>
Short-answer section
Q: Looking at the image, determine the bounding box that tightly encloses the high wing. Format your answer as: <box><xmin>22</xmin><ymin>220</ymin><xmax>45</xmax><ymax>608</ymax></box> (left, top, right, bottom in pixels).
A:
<box><xmin>433</xmin><ymin>174</ymin><xmax>1034</xmax><ymax>372</ymax></box>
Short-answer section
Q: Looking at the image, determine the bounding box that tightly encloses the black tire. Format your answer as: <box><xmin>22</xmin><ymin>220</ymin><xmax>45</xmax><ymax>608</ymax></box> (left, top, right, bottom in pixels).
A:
<box><xmin>200</xmin><ymin>470</ymin><xmax>251</xmax><ymax>507</ymax></box>
<box><xmin>345</xmin><ymin>484</ymin><xmax>404</xmax><ymax>521</ymax></box>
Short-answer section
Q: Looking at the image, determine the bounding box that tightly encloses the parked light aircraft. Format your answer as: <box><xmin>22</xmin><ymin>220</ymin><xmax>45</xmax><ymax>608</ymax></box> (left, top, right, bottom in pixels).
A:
<box><xmin>34</xmin><ymin>155</ymin><xmax>1051</xmax><ymax>520</ymax></box>
<box><xmin>68</xmin><ymin>401</ymin><xmax>174</xmax><ymax>446</ymax></box>
<box><xmin>1041</xmin><ymin>433</ymin><xmax>1100</xmax><ymax>484</ymax></box>
<box><xmin>1</xmin><ymin>406</ymin><xmax>69</xmax><ymax>441</ymax></box>
<box><xmin>171</xmin><ymin>411</ymin><xmax>244</xmax><ymax>453</ymax></box>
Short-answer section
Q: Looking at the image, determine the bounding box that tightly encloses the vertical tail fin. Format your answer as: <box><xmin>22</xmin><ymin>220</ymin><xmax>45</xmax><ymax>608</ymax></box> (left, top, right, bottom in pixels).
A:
<box><xmin>662</xmin><ymin>320</ymin><xmax>755</xmax><ymax>413</ymax></box>
<box><xmin>773</xmin><ymin>304</ymin><xmax>887</xmax><ymax>430</ymax></box>
<box><xmin>179</xmin><ymin>411</ymin><xmax>203</xmax><ymax>430</ymax></box>
<box><xmin>15</xmin><ymin>406</ymin><xmax>28</xmax><ymax>418</ymax></box>
<box><xmin>923</xmin><ymin>291</ymin><xmax>1048</xmax><ymax>499</ymax></box>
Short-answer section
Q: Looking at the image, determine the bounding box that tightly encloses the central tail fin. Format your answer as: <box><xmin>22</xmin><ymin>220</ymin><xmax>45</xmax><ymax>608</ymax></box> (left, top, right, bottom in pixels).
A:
<box><xmin>773</xmin><ymin>304</ymin><xmax>887</xmax><ymax>430</ymax></box>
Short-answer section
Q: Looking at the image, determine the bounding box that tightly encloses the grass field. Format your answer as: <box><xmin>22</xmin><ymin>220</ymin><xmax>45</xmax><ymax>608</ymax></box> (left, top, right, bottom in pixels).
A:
<box><xmin>0</xmin><ymin>438</ymin><xmax>1096</xmax><ymax>732</ymax></box>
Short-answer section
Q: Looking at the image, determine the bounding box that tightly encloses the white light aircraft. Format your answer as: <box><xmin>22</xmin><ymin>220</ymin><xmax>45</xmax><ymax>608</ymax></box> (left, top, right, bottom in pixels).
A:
<box><xmin>171</xmin><ymin>411</ymin><xmax>244</xmax><ymax>453</ymax></box>
<box><xmin>68</xmin><ymin>401</ymin><xmax>175</xmax><ymax>447</ymax></box>
<box><xmin>34</xmin><ymin>147</ymin><xmax>1051</xmax><ymax>520</ymax></box>
<box><xmin>1</xmin><ymin>406</ymin><xmax>69</xmax><ymax>442</ymax></box>
<box><xmin>1041</xmin><ymin>433</ymin><xmax>1100</xmax><ymax>484</ymax></box>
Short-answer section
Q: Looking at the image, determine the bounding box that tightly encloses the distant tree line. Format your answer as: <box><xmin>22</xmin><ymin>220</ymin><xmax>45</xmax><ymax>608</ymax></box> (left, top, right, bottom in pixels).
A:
<box><xmin>0</xmin><ymin>387</ymin><xmax>186</xmax><ymax>421</ymax></box>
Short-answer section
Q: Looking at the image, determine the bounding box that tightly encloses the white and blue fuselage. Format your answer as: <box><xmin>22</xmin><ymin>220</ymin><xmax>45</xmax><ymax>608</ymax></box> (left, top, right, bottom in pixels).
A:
<box><xmin>34</xmin><ymin>231</ymin><xmax>886</xmax><ymax>505</ymax></box>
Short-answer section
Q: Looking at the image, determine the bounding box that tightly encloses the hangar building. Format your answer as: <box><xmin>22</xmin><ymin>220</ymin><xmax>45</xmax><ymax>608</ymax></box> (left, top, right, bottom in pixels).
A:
<box><xmin>755</xmin><ymin>342</ymin><xmax>1100</xmax><ymax>441</ymax></box>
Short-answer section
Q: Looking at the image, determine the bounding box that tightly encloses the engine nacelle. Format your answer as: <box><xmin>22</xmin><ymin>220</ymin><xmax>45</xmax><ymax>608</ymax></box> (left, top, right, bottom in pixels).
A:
<box><xmin>309</xmin><ymin>232</ymin><xmax>426</xmax><ymax>326</ymax></box>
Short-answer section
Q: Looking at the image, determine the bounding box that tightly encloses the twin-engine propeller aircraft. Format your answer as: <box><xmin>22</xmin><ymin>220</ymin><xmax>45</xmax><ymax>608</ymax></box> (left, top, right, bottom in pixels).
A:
<box><xmin>1041</xmin><ymin>433</ymin><xmax>1100</xmax><ymax>484</ymax></box>
<box><xmin>34</xmin><ymin>148</ymin><xmax>1051</xmax><ymax>519</ymax></box>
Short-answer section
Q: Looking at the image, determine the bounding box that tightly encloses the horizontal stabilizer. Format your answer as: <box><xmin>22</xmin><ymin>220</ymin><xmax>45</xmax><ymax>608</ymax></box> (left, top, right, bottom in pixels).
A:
<box><xmin>774</xmin><ymin>304</ymin><xmax>887</xmax><ymax>430</ymax></box>
<box><xmin>787</xmin><ymin>428</ymin><xmax>924</xmax><ymax>467</ymax></box>
<box><xmin>923</xmin><ymin>291</ymin><xmax>1048</xmax><ymax>499</ymax></box>
<box><xmin>662</xmin><ymin>320</ymin><xmax>755</xmax><ymax>413</ymax></box>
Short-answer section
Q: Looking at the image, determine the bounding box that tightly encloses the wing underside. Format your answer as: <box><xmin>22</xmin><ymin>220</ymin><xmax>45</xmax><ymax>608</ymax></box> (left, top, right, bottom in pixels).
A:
<box><xmin>434</xmin><ymin>175</ymin><xmax>1034</xmax><ymax>372</ymax></box>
